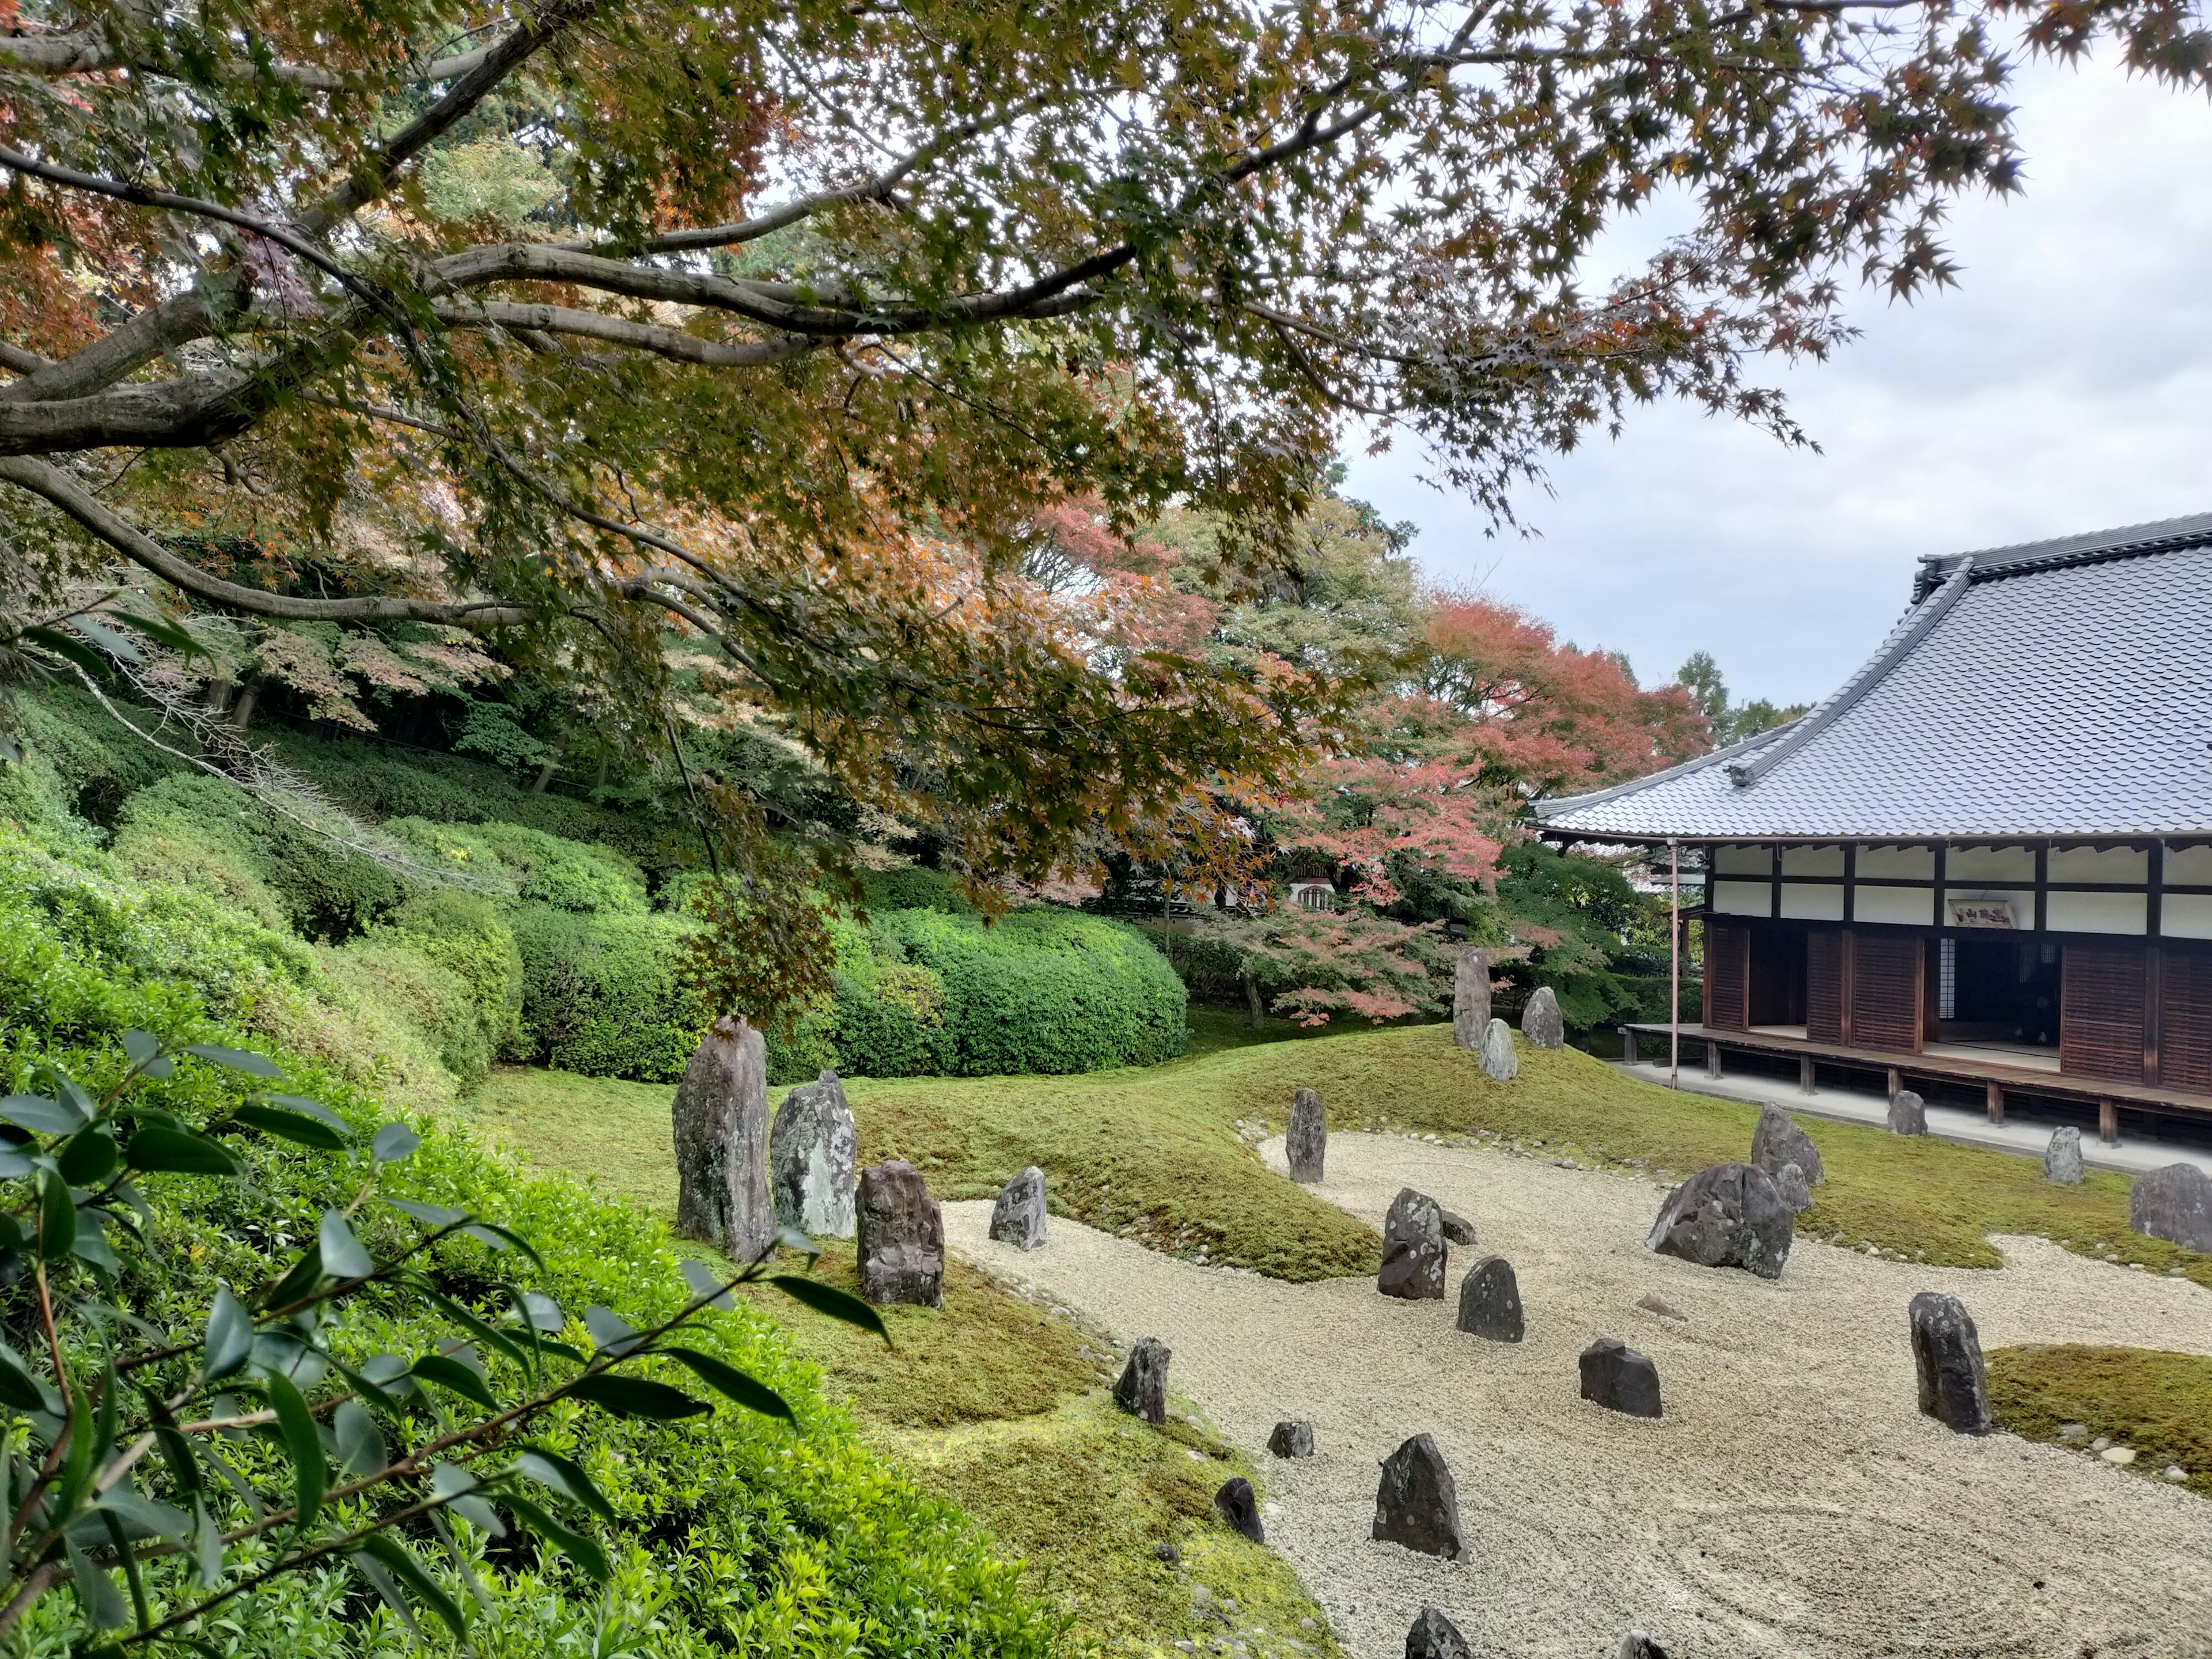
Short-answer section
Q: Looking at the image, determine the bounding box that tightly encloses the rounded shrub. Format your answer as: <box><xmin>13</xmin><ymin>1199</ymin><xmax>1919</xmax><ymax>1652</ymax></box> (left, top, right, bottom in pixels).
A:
<box><xmin>385</xmin><ymin>816</ymin><xmax>650</xmax><ymax>913</ymax></box>
<box><xmin>324</xmin><ymin>935</ymin><xmax>493</xmax><ymax>1084</ymax></box>
<box><xmin>380</xmin><ymin>887</ymin><xmax>526</xmax><ymax>1057</ymax></box>
<box><xmin>510</xmin><ymin>904</ymin><xmax>707</xmax><ymax>1081</ymax></box>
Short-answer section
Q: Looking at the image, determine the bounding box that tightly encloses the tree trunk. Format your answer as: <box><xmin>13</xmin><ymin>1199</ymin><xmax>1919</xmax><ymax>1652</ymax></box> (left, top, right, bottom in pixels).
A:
<box><xmin>226</xmin><ymin>675</ymin><xmax>262</xmax><ymax>730</ymax></box>
<box><xmin>1243</xmin><ymin>971</ymin><xmax>1264</xmax><ymax>1029</ymax></box>
<box><xmin>529</xmin><ymin>757</ymin><xmax>557</xmax><ymax>793</ymax></box>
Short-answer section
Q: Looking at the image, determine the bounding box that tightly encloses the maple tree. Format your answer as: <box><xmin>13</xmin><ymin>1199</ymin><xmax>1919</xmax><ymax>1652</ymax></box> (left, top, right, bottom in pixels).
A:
<box><xmin>0</xmin><ymin>0</ymin><xmax>2205</xmax><ymax>1012</ymax></box>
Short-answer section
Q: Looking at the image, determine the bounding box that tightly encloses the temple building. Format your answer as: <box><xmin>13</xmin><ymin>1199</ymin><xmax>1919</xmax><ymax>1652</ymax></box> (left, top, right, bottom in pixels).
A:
<box><xmin>1534</xmin><ymin>512</ymin><xmax>2212</xmax><ymax>1143</ymax></box>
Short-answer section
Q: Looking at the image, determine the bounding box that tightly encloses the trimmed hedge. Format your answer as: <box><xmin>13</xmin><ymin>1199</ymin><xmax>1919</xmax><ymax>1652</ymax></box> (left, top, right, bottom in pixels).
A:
<box><xmin>509</xmin><ymin>904</ymin><xmax>708</xmax><ymax>1081</ymax></box>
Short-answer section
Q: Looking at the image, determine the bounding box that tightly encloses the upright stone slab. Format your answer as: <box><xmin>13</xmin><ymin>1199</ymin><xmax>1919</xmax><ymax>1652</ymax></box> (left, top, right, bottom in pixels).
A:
<box><xmin>855</xmin><ymin>1158</ymin><xmax>945</xmax><ymax>1308</ymax></box>
<box><xmin>1440</xmin><ymin>1210</ymin><xmax>1478</xmax><ymax>1247</ymax></box>
<box><xmin>1213</xmin><ymin>1476</ymin><xmax>1264</xmax><ymax>1543</ymax></box>
<box><xmin>1887</xmin><ymin>1090</ymin><xmax>1928</xmax><ymax>1136</ymax></box>
<box><xmin>1908</xmin><ymin>1290</ymin><xmax>1990</xmax><ymax>1433</ymax></box>
<box><xmin>768</xmin><ymin>1069</ymin><xmax>857</xmax><ymax>1239</ymax></box>
<box><xmin>1286</xmin><ymin>1087</ymin><xmax>1327</xmax><ymax>1183</ymax></box>
<box><xmin>1480</xmin><ymin>1017</ymin><xmax>1518</xmax><ymax>1081</ymax></box>
<box><xmin>1452</xmin><ymin>947</ymin><xmax>1491</xmax><ymax>1050</ymax></box>
<box><xmin>1645</xmin><ymin>1163</ymin><xmax>1793</xmax><ymax>1279</ymax></box>
<box><xmin>1114</xmin><ymin>1336</ymin><xmax>1170</xmax><ymax>1424</ymax></box>
<box><xmin>1772</xmin><ymin>1161</ymin><xmax>1813</xmax><ymax>1216</ymax></box>
<box><xmin>1405</xmin><ymin>1606</ymin><xmax>1472</xmax><ymax>1659</ymax></box>
<box><xmin>1378</xmin><ymin>1187</ymin><xmax>1447</xmax><ymax>1300</ymax></box>
<box><xmin>2043</xmin><ymin>1126</ymin><xmax>2084</xmax><ymax>1185</ymax></box>
<box><xmin>1268</xmin><ymin>1420</ymin><xmax>1315</xmax><ymax>1458</ymax></box>
<box><xmin>988</xmin><ymin>1165</ymin><xmax>1049</xmax><ymax>1250</ymax></box>
<box><xmin>1617</xmin><ymin>1634</ymin><xmax>1671</xmax><ymax>1659</ymax></box>
<box><xmin>1579</xmin><ymin>1337</ymin><xmax>1662</xmax><ymax>1419</ymax></box>
<box><xmin>1455</xmin><ymin>1256</ymin><xmax>1525</xmax><ymax>1342</ymax></box>
<box><xmin>1521</xmin><ymin>985</ymin><xmax>1565</xmax><ymax>1050</ymax></box>
<box><xmin>1371</xmin><ymin>1432</ymin><xmax>1466</xmax><ymax>1560</ymax></box>
<box><xmin>2129</xmin><ymin>1162</ymin><xmax>2212</xmax><ymax>1251</ymax></box>
<box><xmin>671</xmin><ymin>1016</ymin><xmax>775</xmax><ymax>1262</ymax></box>
<box><xmin>1750</xmin><ymin>1104</ymin><xmax>1825</xmax><ymax>1185</ymax></box>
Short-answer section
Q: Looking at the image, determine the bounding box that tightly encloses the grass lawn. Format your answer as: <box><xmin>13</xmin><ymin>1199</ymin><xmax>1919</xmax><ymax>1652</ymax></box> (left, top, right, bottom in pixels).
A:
<box><xmin>1988</xmin><ymin>1344</ymin><xmax>2212</xmax><ymax>1498</ymax></box>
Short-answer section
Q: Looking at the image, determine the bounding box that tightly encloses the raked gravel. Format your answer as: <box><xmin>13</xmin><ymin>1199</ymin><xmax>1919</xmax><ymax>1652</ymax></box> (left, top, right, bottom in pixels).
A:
<box><xmin>942</xmin><ymin>1130</ymin><xmax>2212</xmax><ymax>1659</ymax></box>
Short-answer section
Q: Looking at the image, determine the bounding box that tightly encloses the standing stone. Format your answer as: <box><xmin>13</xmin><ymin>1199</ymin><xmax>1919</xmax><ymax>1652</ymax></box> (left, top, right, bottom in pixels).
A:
<box><xmin>1268</xmin><ymin>1420</ymin><xmax>1315</xmax><ymax>1458</ymax></box>
<box><xmin>855</xmin><ymin>1158</ymin><xmax>944</xmax><ymax>1308</ymax></box>
<box><xmin>1520</xmin><ymin>985</ymin><xmax>1565</xmax><ymax>1050</ymax></box>
<box><xmin>1887</xmin><ymin>1089</ymin><xmax>1928</xmax><ymax>1135</ymax></box>
<box><xmin>1440</xmin><ymin>1210</ymin><xmax>1478</xmax><ymax>1247</ymax></box>
<box><xmin>768</xmin><ymin>1069</ymin><xmax>857</xmax><ymax>1239</ymax></box>
<box><xmin>1406</xmin><ymin>1606</ymin><xmax>1472</xmax><ymax>1659</ymax></box>
<box><xmin>1908</xmin><ymin>1290</ymin><xmax>1991</xmax><ymax>1434</ymax></box>
<box><xmin>1479</xmin><ymin>1018</ymin><xmax>1518</xmax><ymax>1082</ymax></box>
<box><xmin>1578</xmin><ymin>1337</ymin><xmax>1663</xmax><ymax>1419</ymax></box>
<box><xmin>1772</xmin><ymin>1161</ymin><xmax>1813</xmax><ymax>1216</ymax></box>
<box><xmin>1114</xmin><ymin>1336</ymin><xmax>1170</xmax><ymax>1424</ymax></box>
<box><xmin>1646</xmin><ymin>1163</ymin><xmax>1794</xmax><ymax>1279</ymax></box>
<box><xmin>1370</xmin><ymin>1433</ymin><xmax>1466</xmax><ymax>1560</ymax></box>
<box><xmin>1750</xmin><ymin>1104</ymin><xmax>1825</xmax><ymax>1185</ymax></box>
<box><xmin>988</xmin><ymin>1165</ymin><xmax>1049</xmax><ymax>1250</ymax></box>
<box><xmin>1287</xmin><ymin>1088</ymin><xmax>1327</xmax><ymax>1184</ymax></box>
<box><xmin>1451</xmin><ymin>947</ymin><xmax>1491</xmax><ymax>1050</ymax></box>
<box><xmin>2128</xmin><ymin>1162</ymin><xmax>2212</xmax><ymax>1251</ymax></box>
<box><xmin>1617</xmin><ymin>1635</ymin><xmax>1671</xmax><ymax>1659</ymax></box>
<box><xmin>1378</xmin><ymin>1188</ymin><xmax>1448</xmax><ymax>1300</ymax></box>
<box><xmin>672</xmin><ymin>1017</ymin><xmax>776</xmax><ymax>1262</ymax></box>
<box><xmin>1213</xmin><ymin>1477</ymin><xmax>1264</xmax><ymax>1543</ymax></box>
<box><xmin>1455</xmin><ymin>1256</ymin><xmax>1525</xmax><ymax>1342</ymax></box>
<box><xmin>2043</xmin><ymin>1126</ymin><xmax>2084</xmax><ymax>1185</ymax></box>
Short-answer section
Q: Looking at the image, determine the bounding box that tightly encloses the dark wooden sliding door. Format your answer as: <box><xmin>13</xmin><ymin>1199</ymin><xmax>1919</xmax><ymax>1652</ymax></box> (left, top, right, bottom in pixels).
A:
<box><xmin>2062</xmin><ymin>943</ymin><xmax>2146</xmax><ymax>1085</ymax></box>
<box><xmin>1806</xmin><ymin>929</ymin><xmax>1846</xmax><ymax>1045</ymax></box>
<box><xmin>2160</xmin><ymin>946</ymin><xmax>2212</xmax><ymax>1093</ymax></box>
<box><xmin>1705</xmin><ymin>921</ymin><xmax>1749</xmax><ymax>1032</ymax></box>
<box><xmin>1850</xmin><ymin>931</ymin><xmax>1923</xmax><ymax>1054</ymax></box>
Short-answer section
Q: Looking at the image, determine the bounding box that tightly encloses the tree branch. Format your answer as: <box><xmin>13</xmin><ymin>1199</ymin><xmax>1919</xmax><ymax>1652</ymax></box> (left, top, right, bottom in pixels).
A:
<box><xmin>430</xmin><ymin>301</ymin><xmax>825</xmax><ymax>367</ymax></box>
<box><xmin>0</xmin><ymin>31</ymin><xmax>501</xmax><ymax>86</ymax></box>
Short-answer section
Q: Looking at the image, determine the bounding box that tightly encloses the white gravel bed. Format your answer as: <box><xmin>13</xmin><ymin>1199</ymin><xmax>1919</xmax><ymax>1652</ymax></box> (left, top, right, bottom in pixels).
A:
<box><xmin>942</xmin><ymin>1131</ymin><xmax>2212</xmax><ymax>1659</ymax></box>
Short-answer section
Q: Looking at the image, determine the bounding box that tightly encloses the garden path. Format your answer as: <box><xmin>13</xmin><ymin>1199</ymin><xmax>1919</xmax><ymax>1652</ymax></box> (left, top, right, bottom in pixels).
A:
<box><xmin>942</xmin><ymin>1131</ymin><xmax>2212</xmax><ymax>1659</ymax></box>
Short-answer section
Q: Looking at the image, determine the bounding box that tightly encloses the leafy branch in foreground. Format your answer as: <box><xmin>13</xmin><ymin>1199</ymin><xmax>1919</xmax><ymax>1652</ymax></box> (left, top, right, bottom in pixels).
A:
<box><xmin>0</xmin><ymin>1032</ymin><xmax>885</xmax><ymax>1649</ymax></box>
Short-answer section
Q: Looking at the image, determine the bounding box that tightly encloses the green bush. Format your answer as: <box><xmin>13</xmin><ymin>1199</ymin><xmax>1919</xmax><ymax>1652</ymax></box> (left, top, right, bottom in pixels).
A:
<box><xmin>3</xmin><ymin>682</ymin><xmax>180</xmax><ymax>827</ymax></box>
<box><xmin>325</xmin><ymin>934</ymin><xmax>494</xmax><ymax>1083</ymax></box>
<box><xmin>859</xmin><ymin>865</ymin><xmax>975</xmax><ymax>915</ymax></box>
<box><xmin>386</xmin><ymin>816</ymin><xmax>650</xmax><ymax>914</ymax></box>
<box><xmin>510</xmin><ymin>904</ymin><xmax>707</xmax><ymax>1080</ymax></box>
<box><xmin>383</xmin><ymin>886</ymin><xmax>527</xmax><ymax>1056</ymax></box>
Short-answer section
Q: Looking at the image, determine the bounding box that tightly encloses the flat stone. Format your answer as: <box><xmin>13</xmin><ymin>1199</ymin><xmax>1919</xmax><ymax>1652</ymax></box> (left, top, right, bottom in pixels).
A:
<box><xmin>1579</xmin><ymin>1336</ymin><xmax>1662</xmax><ymax>1419</ymax></box>
<box><xmin>1267</xmin><ymin>1420</ymin><xmax>1315</xmax><ymax>1458</ymax></box>
<box><xmin>1451</xmin><ymin>947</ymin><xmax>1491</xmax><ymax>1050</ymax></box>
<box><xmin>1371</xmin><ymin>1432</ymin><xmax>1465</xmax><ymax>1559</ymax></box>
<box><xmin>2100</xmin><ymin>1445</ymin><xmax>2137</xmax><ymax>1465</ymax></box>
<box><xmin>1645</xmin><ymin>1163</ymin><xmax>1793</xmax><ymax>1279</ymax></box>
<box><xmin>2128</xmin><ymin>1162</ymin><xmax>2212</xmax><ymax>1251</ymax></box>
<box><xmin>1439</xmin><ymin>1209</ymin><xmax>1477</xmax><ymax>1246</ymax></box>
<box><xmin>2167</xmin><ymin>1465</ymin><xmax>2190</xmax><ymax>1482</ymax></box>
<box><xmin>1520</xmin><ymin>985</ymin><xmax>1565</xmax><ymax>1050</ymax></box>
<box><xmin>672</xmin><ymin>1017</ymin><xmax>776</xmax><ymax>1262</ymax></box>
<box><xmin>2056</xmin><ymin>1422</ymin><xmax>2089</xmax><ymax>1441</ymax></box>
<box><xmin>1750</xmin><ymin>1104</ymin><xmax>1825</xmax><ymax>1185</ymax></box>
<box><xmin>1772</xmin><ymin>1161</ymin><xmax>1813</xmax><ymax>1215</ymax></box>
<box><xmin>1455</xmin><ymin>1256</ymin><xmax>1525</xmax><ymax>1343</ymax></box>
<box><xmin>1908</xmin><ymin>1290</ymin><xmax>1991</xmax><ymax>1434</ymax></box>
<box><xmin>1287</xmin><ymin>1088</ymin><xmax>1327</xmax><ymax>1184</ymax></box>
<box><xmin>769</xmin><ymin>1069</ymin><xmax>857</xmax><ymax>1239</ymax></box>
<box><xmin>1214</xmin><ymin>1476</ymin><xmax>1264</xmax><ymax>1542</ymax></box>
<box><xmin>856</xmin><ymin>1158</ymin><xmax>945</xmax><ymax>1306</ymax></box>
<box><xmin>2043</xmin><ymin>1126</ymin><xmax>2084</xmax><ymax>1185</ymax></box>
<box><xmin>1378</xmin><ymin>1188</ymin><xmax>1447</xmax><ymax>1300</ymax></box>
<box><xmin>1404</xmin><ymin>1605</ymin><xmax>1471</xmax><ymax>1659</ymax></box>
<box><xmin>1479</xmin><ymin>1017</ymin><xmax>1518</xmax><ymax>1081</ymax></box>
<box><xmin>1115</xmin><ymin>1336</ymin><xmax>1170</xmax><ymax>1424</ymax></box>
<box><xmin>988</xmin><ymin>1164</ymin><xmax>1049</xmax><ymax>1250</ymax></box>
<box><xmin>1887</xmin><ymin>1090</ymin><xmax>1927</xmax><ymax>1136</ymax></box>
<box><xmin>1636</xmin><ymin>1293</ymin><xmax>1685</xmax><ymax>1321</ymax></box>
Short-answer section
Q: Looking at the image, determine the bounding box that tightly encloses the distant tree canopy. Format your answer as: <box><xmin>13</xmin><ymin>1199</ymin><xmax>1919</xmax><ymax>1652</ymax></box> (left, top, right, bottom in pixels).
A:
<box><xmin>1</xmin><ymin>0</ymin><xmax>2205</xmax><ymax>1011</ymax></box>
<box><xmin>1676</xmin><ymin>651</ymin><xmax>1814</xmax><ymax>750</ymax></box>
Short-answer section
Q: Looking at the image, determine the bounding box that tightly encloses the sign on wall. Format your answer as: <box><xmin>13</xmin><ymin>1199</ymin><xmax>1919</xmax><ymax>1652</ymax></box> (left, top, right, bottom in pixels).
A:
<box><xmin>1947</xmin><ymin>896</ymin><xmax>2019</xmax><ymax>930</ymax></box>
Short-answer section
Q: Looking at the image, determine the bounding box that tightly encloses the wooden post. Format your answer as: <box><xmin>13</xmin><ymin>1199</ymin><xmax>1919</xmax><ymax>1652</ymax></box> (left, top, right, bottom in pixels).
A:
<box><xmin>1668</xmin><ymin>838</ymin><xmax>1681</xmax><ymax>1092</ymax></box>
<box><xmin>1798</xmin><ymin>1056</ymin><xmax>1815</xmax><ymax>1096</ymax></box>
<box><xmin>1887</xmin><ymin>1066</ymin><xmax>1901</xmax><ymax>1103</ymax></box>
<box><xmin>2099</xmin><ymin>1097</ymin><xmax>2119</xmax><ymax>1145</ymax></box>
<box><xmin>1705</xmin><ymin>1040</ymin><xmax>1724</xmax><ymax>1080</ymax></box>
<box><xmin>1985</xmin><ymin>1081</ymin><xmax>2003</xmax><ymax>1126</ymax></box>
<box><xmin>1621</xmin><ymin>1027</ymin><xmax>1639</xmax><ymax>1067</ymax></box>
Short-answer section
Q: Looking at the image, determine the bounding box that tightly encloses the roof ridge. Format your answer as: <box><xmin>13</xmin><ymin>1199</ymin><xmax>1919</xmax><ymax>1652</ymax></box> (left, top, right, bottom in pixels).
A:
<box><xmin>1533</xmin><ymin>717</ymin><xmax>1799</xmax><ymax>821</ymax></box>
<box><xmin>1912</xmin><ymin>510</ymin><xmax>2212</xmax><ymax>599</ymax></box>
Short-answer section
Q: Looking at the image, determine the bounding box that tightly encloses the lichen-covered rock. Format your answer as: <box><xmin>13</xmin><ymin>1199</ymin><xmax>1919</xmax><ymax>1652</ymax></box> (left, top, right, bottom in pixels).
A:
<box><xmin>1378</xmin><ymin>1187</ymin><xmax>1447</xmax><ymax>1300</ymax></box>
<box><xmin>1521</xmin><ymin>985</ymin><xmax>1565</xmax><ymax>1050</ymax></box>
<box><xmin>1616</xmin><ymin>1633</ymin><xmax>1671</xmax><ymax>1659</ymax></box>
<box><xmin>1406</xmin><ymin>1606</ymin><xmax>1471</xmax><ymax>1659</ymax></box>
<box><xmin>1115</xmin><ymin>1336</ymin><xmax>1170</xmax><ymax>1424</ymax></box>
<box><xmin>1268</xmin><ymin>1420</ymin><xmax>1315</xmax><ymax>1458</ymax></box>
<box><xmin>855</xmin><ymin>1158</ymin><xmax>944</xmax><ymax>1307</ymax></box>
<box><xmin>1751</xmin><ymin>1104</ymin><xmax>1825</xmax><ymax>1185</ymax></box>
<box><xmin>2043</xmin><ymin>1126</ymin><xmax>2084</xmax><ymax>1185</ymax></box>
<box><xmin>672</xmin><ymin>1017</ymin><xmax>775</xmax><ymax>1262</ymax></box>
<box><xmin>1579</xmin><ymin>1336</ymin><xmax>1662</xmax><ymax>1419</ymax></box>
<box><xmin>1440</xmin><ymin>1210</ymin><xmax>1478</xmax><ymax>1247</ymax></box>
<box><xmin>1645</xmin><ymin>1163</ymin><xmax>1793</xmax><ymax>1279</ymax></box>
<box><xmin>1480</xmin><ymin>1017</ymin><xmax>1518</xmax><ymax>1081</ymax></box>
<box><xmin>1772</xmin><ymin>1161</ymin><xmax>1813</xmax><ymax>1215</ymax></box>
<box><xmin>1214</xmin><ymin>1476</ymin><xmax>1264</xmax><ymax>1542</ymax></box>
<box><xmin>1456</xmin><ymin>1256</ymin><xmax>1524</xmax><ymax>1342</ymax></box>
<box><xmin>988</xmin><ymin>1164</ymin><xmax>1049</xmax><ymax>1250</ymax></box>
<box><xmin>1371</xmin><ymin>1432</ymin><xmax>1465</xmax><ymax>1560</ymax></box>
<box><xmin>1452</xmin><ymin>947</ymin><xmax>1491</xmax><ymax>1050</ymax></box>
<box><xmin>2128</xmin><ymin>1162</ymin><xmax>2212</xmax><ymax>1252</ymax></box>
<box><xmin>1908</xmin><ymin>1290</ymin><xmax>1990</xmax><ymax>1433</ymax></box>
<box><xmin>1287</xmin><ymin>1087</ymin><xmax>1327</xmax><ymax>1183</ymax></box>
<box><xmin>768</xmin><ymin>1069</ymin><xmax>857</xmax><ymax>1239</ymax></box>
<box><xmin>1887</xmin><ymin>1090</ymin><xmax>1928</xmax><ymax>1135</ymax></box>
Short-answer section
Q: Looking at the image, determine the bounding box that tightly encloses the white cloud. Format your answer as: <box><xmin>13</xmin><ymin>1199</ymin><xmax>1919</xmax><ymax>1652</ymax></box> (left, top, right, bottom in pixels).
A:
<box><xmin>1342</xmin><ymin>54</ymin><xmax>2212</xmax><ymax>705</ymax></box>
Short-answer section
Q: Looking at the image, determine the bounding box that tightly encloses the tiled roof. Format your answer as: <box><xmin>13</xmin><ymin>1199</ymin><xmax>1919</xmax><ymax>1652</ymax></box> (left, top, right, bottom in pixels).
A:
<box><xmin>1536</xmin><ymin>513</ymin><xmax>2212</xmax><ymax>840</ymax></box>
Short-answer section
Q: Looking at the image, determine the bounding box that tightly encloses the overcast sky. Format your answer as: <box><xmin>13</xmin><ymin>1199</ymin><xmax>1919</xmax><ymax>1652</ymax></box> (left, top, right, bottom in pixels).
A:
<box><xmin>1341</xmin><ymin>52</ymin><xmax>2212</xmax><ymax>708</ymax></box>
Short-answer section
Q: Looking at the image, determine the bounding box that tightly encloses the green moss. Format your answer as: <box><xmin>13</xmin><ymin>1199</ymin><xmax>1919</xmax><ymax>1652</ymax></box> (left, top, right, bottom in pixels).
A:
<box><xmin>1988</xmin><ymin>1344</ymin><xmax>2212</xmax><ymax>1497</ymax></box>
